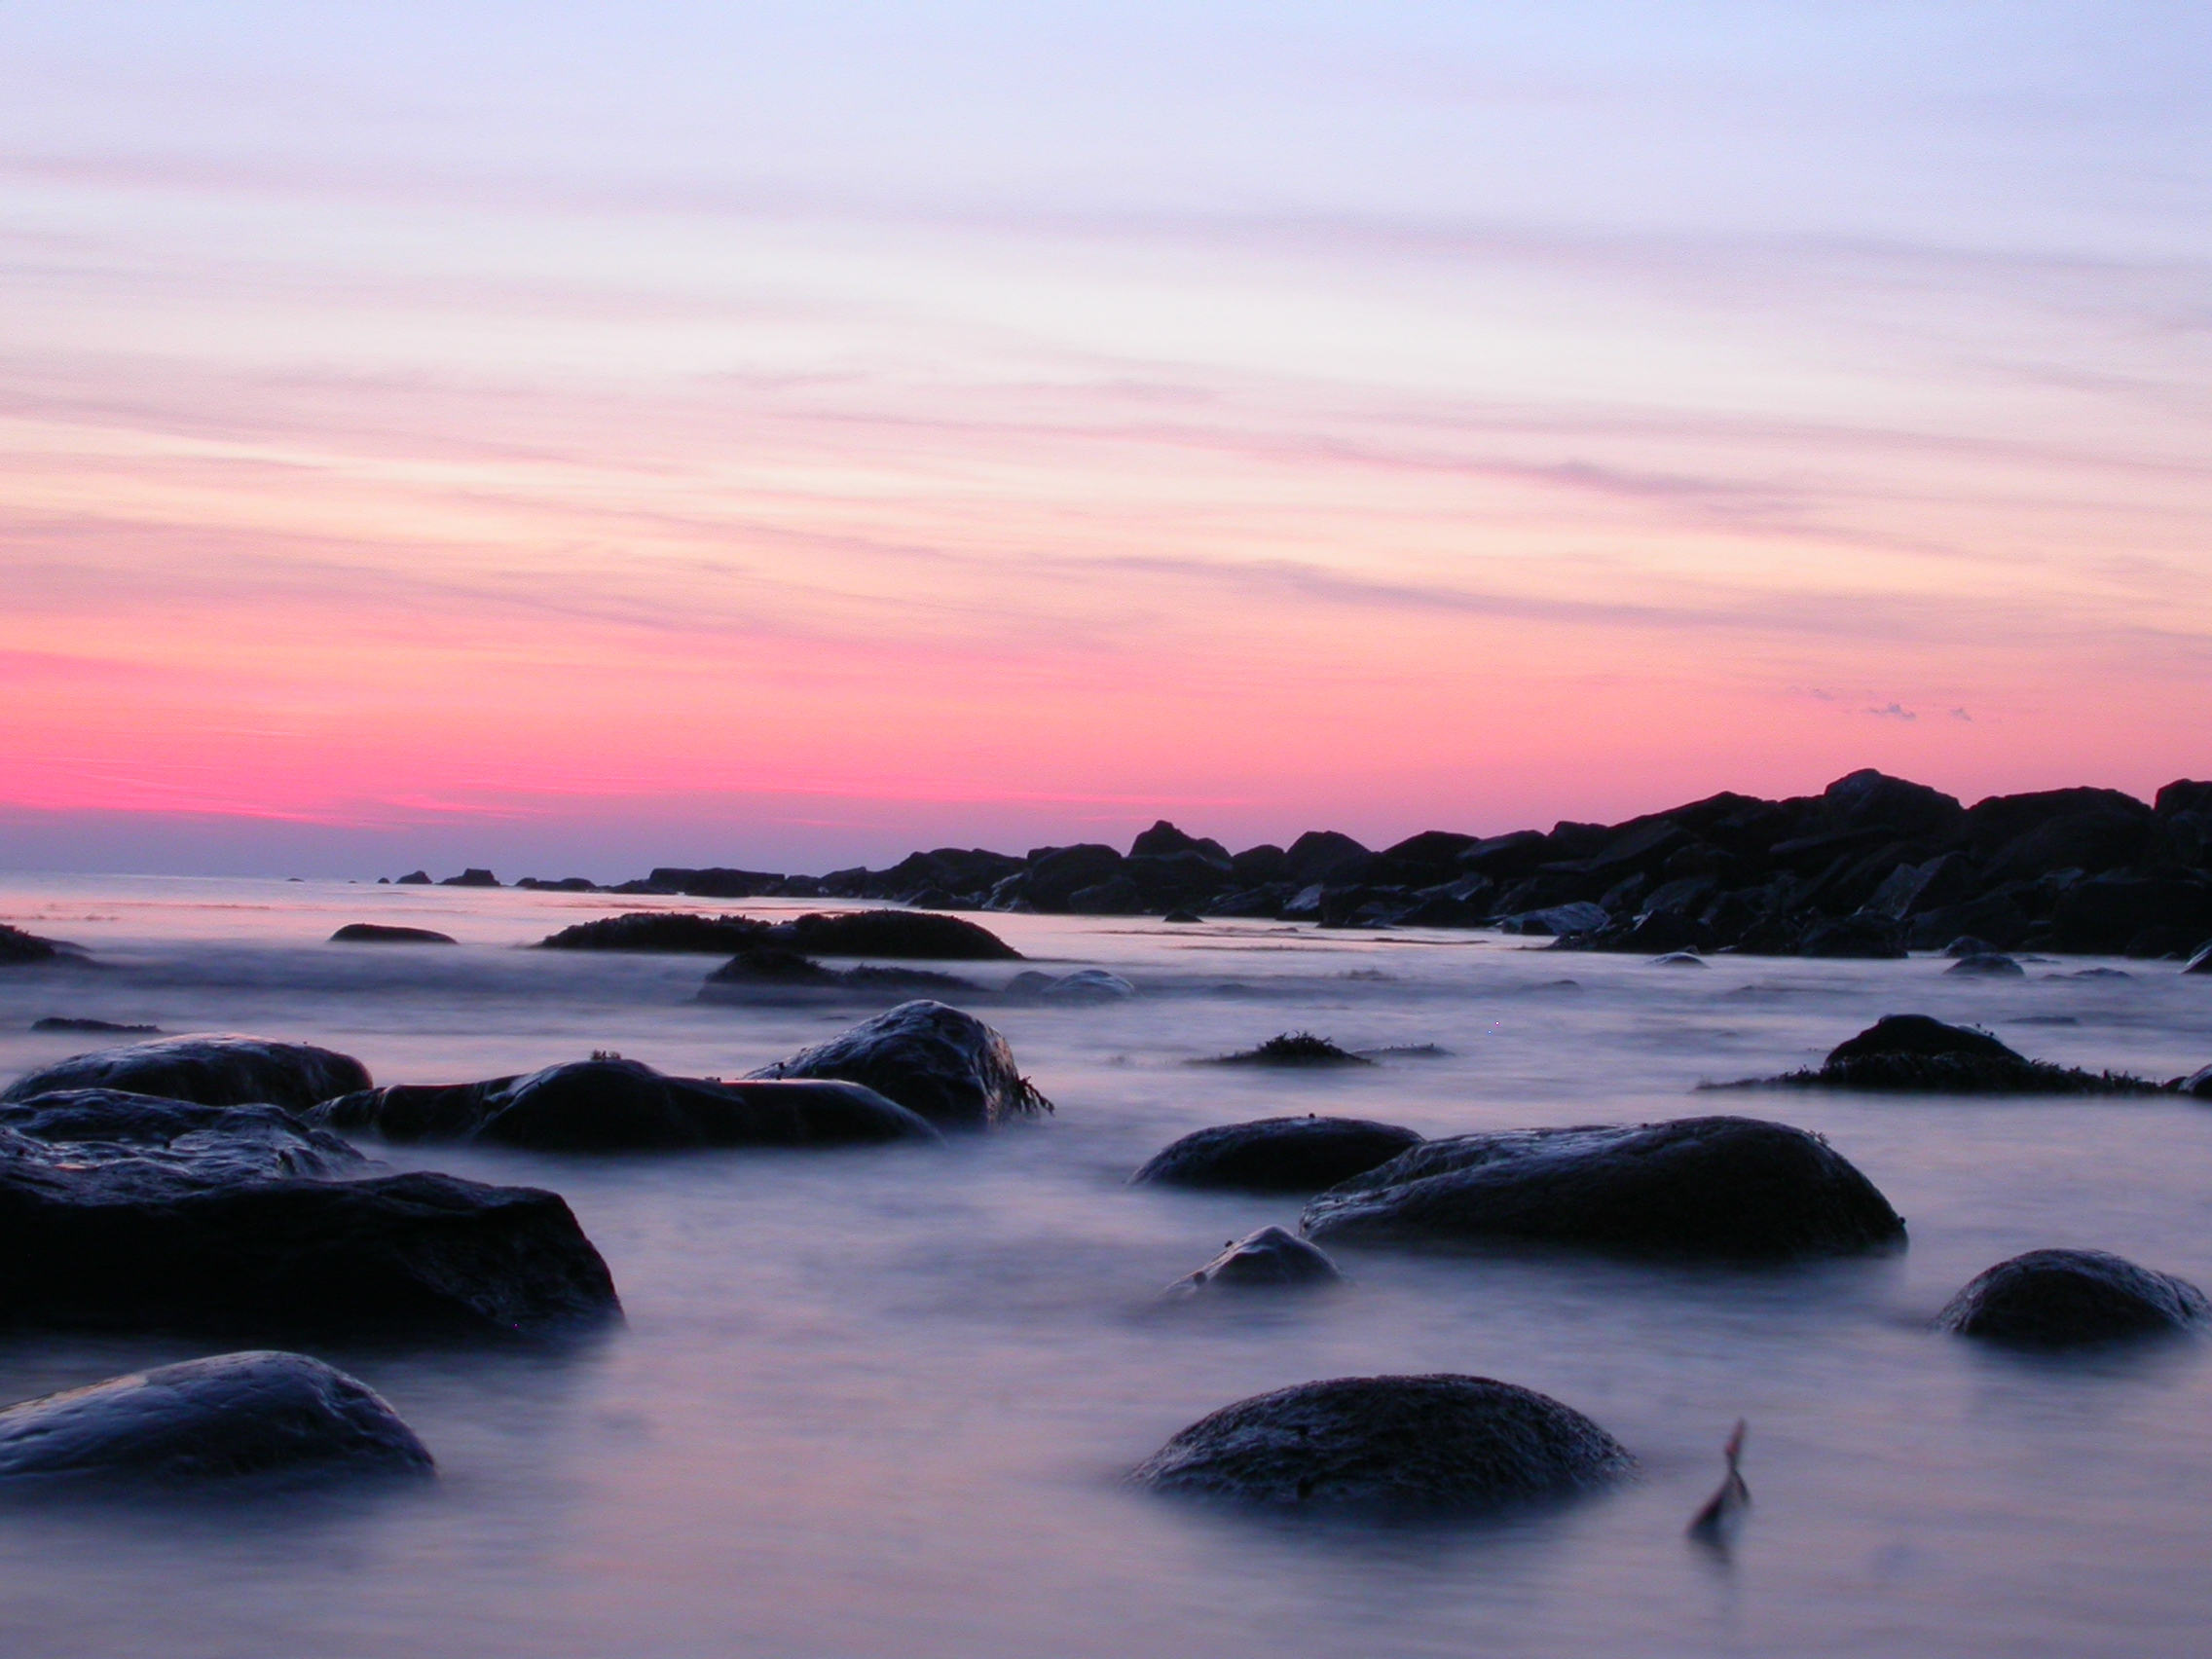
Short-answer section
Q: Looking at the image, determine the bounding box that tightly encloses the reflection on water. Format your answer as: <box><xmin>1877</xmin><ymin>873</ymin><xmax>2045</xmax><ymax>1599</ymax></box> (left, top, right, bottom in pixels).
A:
<box><xmin>2</xmin><ymin>873</ymin><xmax>2209</xmax><ymax>1657</ymax></box>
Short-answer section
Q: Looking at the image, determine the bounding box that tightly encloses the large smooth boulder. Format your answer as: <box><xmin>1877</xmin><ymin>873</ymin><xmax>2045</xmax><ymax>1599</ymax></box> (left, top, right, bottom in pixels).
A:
<box><xmin>767</xmin><ymin>910</ymin><xmax>1021</xmax><ymax>960</ymax></box>
<box><xmin>1166</xmin><ymin>1227</ymin><xmax>1343</xmax><ymax>1294</ymax></box>
<box><xmin>0</xmin><ymin>1129</ymin><xmax>618</xmax><ymax>1336</ymax></box>
<box><xmin>747</xmin><ymin>1000</ymin><xmax>1051</xmax><ymax>1128</ymax></box>
<box><xmin>535</xmin><ymin>912</ymin><xmax>772</xmax><ymax>952</ymax></box>
<box><xmin>0</xmin><ymin>1090</ymin><xmax>365</xmax><ymax>1180</ymax></box>
<box><xmin>1751</xmin><ymin>1014</ymin><xmax>2169</xmax><ymax>1095</ymax></box>
<box><xmin>1301</xmin><ymin>1116</ymin><xmax>1904</xmax><ymax>1259</ymax></box>
<box><xmin>3</xmin><ymin>1035</ymin><xmax>371</xmax><ymax>1112</ymax></box>
<box><xmin>1129</xmin><ymin>1375</ymin><xmax>1631</xmax><ymax>1511</ymax></box>
<box><xmin>0</xmin><ymin>1351</ymin><xmax>432</xmax><ymax>1486</ymax></box>
<box><xmin>1132</xmin><ymin>1116</ymin><xmax>1422</xmax><ymax>1193</ymax></box>
<box><xmin>313</xmin><ymin>1058</ymin><xmax>937</xmax><ymax>1150</ymax></box>
<box><xmin>331</xmin><ymin>924</ymin><xmax>456</xmax><ymax>945</ymax></box>
<box><xmin>1937</xmin><ymin>1249</ymin><xmax>2210</xmax><ymax>1345</ymax></box>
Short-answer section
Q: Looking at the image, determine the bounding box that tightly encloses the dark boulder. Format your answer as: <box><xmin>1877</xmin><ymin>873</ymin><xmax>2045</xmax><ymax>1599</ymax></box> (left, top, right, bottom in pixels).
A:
<box><xmin>0</xmin><ymin>1351</ymin><xmax>433</xmax><ymax>1486</ymax></box>
<box><xmin>1</xmin><ymin>924</ymin><xmax>70</xmax><ymax>965</ymax></box>
<box><xmin>1817</xmin><ymin>769</ymin><xmax>1964</xmax><ymax>837</ymax></box>
<box><xmin>1132</xmin><ymin>1115</ymin><xmax>1422</xmax><ymax>1193</ymax></box>
<box><xmin>1833</xmin><ymin>1014</ymin><xmax>2019</xmax><ymax>1063</ymax></box>
<box><xmin>1798</xmin><ymin>916</ymin><xmax>1906</xmax><ymax>959</ymax></box>
<box><xmin>1968</xmin><ymin>788</ymin><xmax>2152</xmax><ymax>881</ymax></box>
<box><xmin>438</xmin><ymin>869</ymin><xmax>500</xmax><ymax>887</ymax></box>
<box><xmin>1937</xmin><ymin>1249</ymin><xmax>2210</xmax><ymax>1345</ymax></box>
<box><xmin>1456</xmin><ymin>830</ymin><xmax>1554</xmax><ymax>879</ymax></box>
<box><xmin>1738</xmin><ymin>1014</ymin><xmax>2167</xmax><ymax>1094</ymax></box>
<box><xmin>1282</xmin><ymin>830</ymin><xmax>1373</xmax><ymax>887</ymax></box>
<box><xmin>392</xmin><ymin>871</ymin><xmax>432</xmax><ymax>886</ymax></box>
<box><xmin>1301</xmin><ymin>1116</ymin><xmax>1904</xmax><ymax>1259</ymax></box>
<box><xmin>330</xmin><ymin>924</ymin><xmax>456</xmax><ymax>945</ymax></box>
<box><xmin>1497</xmin><ymin>901</ymin><xmax>1609</xmax><ymax>938</ymax></box>
<box><xmin>747</xmin><ymin>1000</ymin><xmax>1051</xmax><ymax>1129</ymax></box>
<box><xmin>1165</xmin><ymin>1226</ymin><xmax>1344</xmax><ymax>1294</ymax></box>
<box><xmin>0</xmin><ymin>1131</ymin><xmax>617</xmax><ymax>1336</ymax></box>
<box><xmin>0</xmin><ymin>1090</ymin><xmax>365</xmax><ymax>1180</ymax></box>
<box><xmin>1947</xmin><ymin>953</ymin><xmax>2025</xmax><ymax>977</ymax></box>
<box><xmin>1129</xmin><ymin>821</ymin><xmax>1233</xmax><ymax>868</ymax></box>
<box><xmin>2179</xmin><ymin>1065</ymin><xmax>2212</xmax><ymax>1099</ymax></box>
<box><xmin>31</xmin><ymin>1018</ymin><xmax>158</xmax><ymax>1034</ymax></box>
<box><xmin>767</xmin><ymin>909</ymin><xmax>1020</xmax><ymax>960</ymax></box>
<box><xmin>1004</xmin><ymin>844</ymin><xmax>1125</xmax><ymax>910</ymax></box>
<box><xmin>3</xmin><ymin>1035</ymin><xmax>372</xmax><ymax>1113</ymax></box>
<box><xmin>2050</xmin><ymin>873</ymin><xmax>2212</xmax><ymax>955</ymax></box>
<box><xmin>1203</xmin><ymin>1033</ymin><xmax>1372</xmax><ymax>1068</ymax></box>
<box><xmin>645</xmin><ymin>866</ymin><xmax>784</xmax><ymax>899</ymax></box>
<box><xmin>1002</xmin><ymin>968</ymin><xmax>1134</xmax><ymax>1003</ymax></box>
<box><xmin>1129</xmin><ymin>1374</ymin><xmax>1631</xmax><ymax>1511</ymax></box>
<box><xmin>313</xmin><ymin>1057</ymin><xmax>937</xmax><ymax>1150</ymax></box>
<box><xmin>2185</xmin><ymin>942</ymin><xmax>2212</xmax><ymax>975</ymax></box>
<box><xmin>535</xmin><ymin>912</ymin><xmax>773</xmax><ymax>953</ymax></box>
<box><xmin>1906</xmin><ymin>894</ymin><xmax>2033</xmax><ymax>952</ymax></box>
<box><xmin>697</xmin><ymin>949</ymin><xmax>977</xmax><ymax>999</ymax></box>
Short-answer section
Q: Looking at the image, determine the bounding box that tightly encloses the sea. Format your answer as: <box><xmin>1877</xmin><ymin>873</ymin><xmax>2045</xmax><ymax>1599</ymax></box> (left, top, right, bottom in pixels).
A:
<box><xmin>1</xmin><ymin>871</ymin><xmax>2209</xmax><ymax>1659</ymax></box>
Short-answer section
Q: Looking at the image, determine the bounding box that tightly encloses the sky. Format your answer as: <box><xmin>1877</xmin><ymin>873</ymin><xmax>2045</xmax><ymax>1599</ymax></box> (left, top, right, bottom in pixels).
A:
<box><xmin>2</xmin><ymin>3</ymin><xmax>2207</xmax><ymax>878</ymax></box>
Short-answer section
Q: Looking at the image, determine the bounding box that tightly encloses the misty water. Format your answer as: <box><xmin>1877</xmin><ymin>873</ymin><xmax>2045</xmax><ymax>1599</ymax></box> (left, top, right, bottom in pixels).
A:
<box><xmin>2</xmin><ymin>873</ymin><xmax>2210</xmax><ymax>1659</ymax></box>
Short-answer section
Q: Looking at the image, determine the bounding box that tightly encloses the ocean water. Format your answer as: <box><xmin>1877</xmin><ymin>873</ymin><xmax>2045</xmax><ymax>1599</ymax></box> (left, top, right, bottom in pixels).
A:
<box><xmin>2</xmin><ymin>872</ymin><xmax>2209</xmax><ymax>1659</ymax></box>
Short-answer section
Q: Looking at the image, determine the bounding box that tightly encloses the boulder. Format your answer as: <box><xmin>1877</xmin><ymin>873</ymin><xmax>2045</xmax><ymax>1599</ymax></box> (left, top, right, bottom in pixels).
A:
<box><xmin>1937</xmin><ymin>1249</ymin><xmax>2210</xmax><ymax>1345</ymax></box>
<box><xmin>2050</xmin><ymin>873</ymin><xmax>2212</xmax><ymax>955</ymax></box>
<box><xmin>1818</xmin><ymin>769</ymin><xmax>1964</xmax><ymax>837</ymax></box>
<box><xmin>1947</xmin><ymin>953</ymin><xmax>2025</xmax><ymax>977</ymax></box>
<box><xmin>2</xmin><ymin>1035</ymin><xmax>372</xmax><ymax>1112</ymax></box>
<box><xmin>1204</xmin><ymin>1033</ymin><xmax>1372</xmax><ymax>1068</ymax></box>
<box><xmin>1907</xmin><ymin>895</ymin><xmax>2032</xmax><ymax>952</ymax></box>
<box><xmin>313</xmin><ymin>1057</ymin><xmax>937</xmax><ymax>1150</ymax></box>
<box><xmin>0</xmin><ymin>1089</ymin><xmax>366</xmax><ymax>1180</ymax></box>
<box><xmin>1830</xmin><ymin>1014</ymin><xmax>2019</xmax><ymax>1064</ymax></box>
<box><xmin>1132</xmin><ymin>1115</ymin><xmax>1422</xmax><ymax>1193</ymax></box>
<box><xmin>1497</xmin><ymin>901</ymin><xmax>1609</xmax><ymax>938</ymax></box>
<box><xmin>1282</xmin><ymin>831</ymin><xmax>1374</xmax><ymax>887</ymax></box>
<box><xmin>1798</xmin><ymin>916</ymin><xmax>1906</xmax><ymax>959</ymax></box>
<box><xmin>747</xmin><ymin>1000</ymin><xmax>1051</xmax><ymax>1129</ymax></box>
<box><xmin>1129</xmin><ymin>1374</ymin><xmax>1632</xmax><ymax>1511</ymax></box>
<box><xmin>0</xmin><ymin>1351</ymin><xmax>433</xmax><ymax>1486</ymax></box>
<box><xmin>1301</xmin><ymin>1116</ymin><xmax>1904</xmax><ymax>1259</ymax></box>
<box><xmin>0</xmin><ymin>1131</ymin><xmax>617</xmax><ymax>1336</ymax></box>
<box><xmin>392</xmin><ymin>870</ymin><xmax>432</xmax><ymax>886</ymax></box>
<box><xmin>535</xmin><ymin>912</ymin><xmax>773</xmax><ymax>953</ymax></box>
<box><xmin>330</xmin><ymin>924</ymin><xmax>457</xmax><ymax>945</ymax></box>
<box><xmin>645</xmin><ymin>866</ymin><xmax>784</xmax><ymax>899</ymax></box>
<box><xmin>766</xmin><ymin>909</ymin><xmax>1021</xmax><ymax>961</ymax></box>
<box><xmin>1015</xmin><ymin>968</ymin><xmax>1135</xmax><ymax>1003</ymax></box>
<box><xmin>1129</xmin><ymin>821</ymin><xmax>1233</xmax><ymax>868</ymax></box>
<box><xmin>1165</xmin><ymin>1226</ymin><xmax>1343</xmax><ymax>1294</ymax></box>
<box><xmin>1759</xmin><ymin>1014</ymin><xmax>2167</xmax><ymax>1094</ymax></box>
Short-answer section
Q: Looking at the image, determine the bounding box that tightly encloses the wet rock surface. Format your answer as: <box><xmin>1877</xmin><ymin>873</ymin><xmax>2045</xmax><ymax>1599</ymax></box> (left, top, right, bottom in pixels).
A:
<box><xmin>0</xmin><ymin>1127</ymin><xmax>619</xmax><ymax>1337</ymax></box>
<box><xmin>1736</xmin><ymin>1014</ymin><xmax>2169</xmax><ymax>1095</ymax></box>
<box><xmin>747</xmin><ymin>1000</ymin><xmax>1051</xmax><ymax>1129</ymax></box>
<box><xmin>331</xmin><ymin>924</ymin><xmax>457</xmax><ymax>944</ymax></box>
<box><xmin>2</xmin><ymin>1035</ymin><xmax>373</xmax><ymax>1112</ymax></box>
<box><xmin>1129</xmin><ymin>1374</ymin><xmax>1632</xmax><ymax>1511</ymax></box>
<box><xmin>0</xmin><ymin>1351</ymin><xmax>433</xmax><ymax>1486</ymax></box>
<box><xmin>764</xmin><ymin>910</ymin><xmax>1021</xmax><ymax>960</ymax></box>
<box><xmin>0</xmin><ymin>1089</ymin><xmax>366</xmax><ymax>1180</ymax></box>
<box><xmin>313</xmin><ymin>1058</ymin><xmax>938</xmax><ymax>1150</ymax></box>
<box><xmin>536</xmin><ymin>912</ymin><xmax>774</xmax><ymax>953</ymax></box>
<box><xmin>1166</xmin><ymin>1227</ymin><xmax>1343</xmax><ymax>1293</ymax></box>
<box><xmin>1937</xmin><ymin>1249</ymin><xmax>2211</xmax><ymax>1345</ymax></box>
<box><xmin>31</xmin><ymin>1018</ymin><xmax>159</xmax><ymax>1034</ymax></box>
<box><xmin>697</xmin><ymin>949</ymin><xmax>977</xmax><ymax>1000</ymax></box>
<box><xmin>1301</xmin><ymin>1116</ymin><xmax>1905</xmax><ymax>1259</ymax></box>
<box><xmin>1005</xmin><ymin>968</ymin><xmax>1135</xmax><ymax>1002</ymax></box>
<box><xmin>1132</xmin><ymin>1115</ymin><xmax>1423</xmax><ymax>1193</ymax></box>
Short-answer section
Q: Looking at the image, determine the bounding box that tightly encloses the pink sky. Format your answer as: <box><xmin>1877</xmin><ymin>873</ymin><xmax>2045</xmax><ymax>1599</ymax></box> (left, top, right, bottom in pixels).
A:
<box><xmin>2</xmin><ymin>6</ymin><xmax>2206</xmax><ymax>875</ymax></box>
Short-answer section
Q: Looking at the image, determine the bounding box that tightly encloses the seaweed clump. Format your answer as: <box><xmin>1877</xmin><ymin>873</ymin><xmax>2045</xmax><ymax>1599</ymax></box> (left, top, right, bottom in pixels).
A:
<box><xmin>1711</xmin><ymin>1014</ymin><xmax>2169</xmax><ymax>1096</ymax></box>
<box><xmin>1204</xmin><ymin>1032</ymin><xmax>1373</xmax><ymax>1068</ymax></box>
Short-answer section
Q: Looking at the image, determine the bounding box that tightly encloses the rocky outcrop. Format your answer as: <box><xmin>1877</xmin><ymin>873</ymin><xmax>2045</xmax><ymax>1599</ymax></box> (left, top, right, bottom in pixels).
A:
<box><xmin>331</xmin><ymin>924</ymin><xmax>456</xmax><ymax>944</ymax></box>
<box><xmin>31</xmin><ymin>1018</ymin><xmax>158</xmax><ymax>1034</ymax></box>
<box><xmin>0</xmin><ymin>1127</ymin><xmax>617</xmax><ymax>1336</ymax></box>
<box><xmin>1937</xmin><ymin>1249</ymin><xmax>2210</xmax><ymax>1345</ymax></box>
<box><xmin>1165</xmin><ymin>1227</ymin><xmax>1343</xmax><ymax>1293</ymax></box>
<box><xmin>1732</xmin><ymin>1014</ymin><xmax>2169</xmax><ymax>1095</ymax></box>
<box><xmin>764</xmin><ymin>910</ymin><xmax>1021</xmax><ymax>960</ymax></box>
<box><xmin>1301</xmin><ymin>1116</ymin><xmax>1904</xmax><ymax>1259</ymax></box>
<box><xmin>313</xmin><ymin>1058</ymin><xmax>937</xmax><ymax>1150</ymax></box>
<box><xmin>438</xmin><ymin>869</ymin><xmax>500</xmax><ymax>887</ymax></box>
<box><xmin>535</xmin><ymin>912</ymin><xmax>773</xmax><ymax>953</ymax></box>
<box><xmin>0</xmin><ymin>1089</ymin><xmax>366</xmax><ymax>1179</ymax></box>
<box><xmin>0</xmin><ymin>1351</ymin><xmax>433</xmax><ymax>1486</ymax></box>
<box><xmin>2187</xmin><ymin>942</ymin><xmax>2212</xmax><ymax>975</ymax></box>
<box><xmin>1</xmin><ymin>924</ymin><xmax>72</xmax><ymax>965</ymax></box>
<box><xmin>697</xmin><ymin>948</ymin><xmax>977</xmax><ymax>1000</ymax></box>
<box><xmin>1131</xmin><ymin>1115</ymin><xmax>1422</xmax><ymax>1193</ymax></box>
<box><xmin>3</xmin><ymin>1035</ymin><xmax>372</xmax><ymax>1112</ymax></box>
<box><xmin>746</xmin><ymin>1000</ymin><xmax>1051</xmax><ymax>1129</ymax></box>
<box><xmin>1129</xmin><ymin>1375</ymin><xmax>1631</xmax><ymax>1510</ymax></box>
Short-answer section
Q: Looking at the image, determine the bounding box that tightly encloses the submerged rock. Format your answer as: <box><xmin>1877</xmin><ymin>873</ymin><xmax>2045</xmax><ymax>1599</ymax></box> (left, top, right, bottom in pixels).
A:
<box><xmin>1129</xmin><ymin>1374</ymin><xmax>1632</xmax><ymax>1511</ymax></box>
<box><xmin>766</xmin><ymin>910</ymin><xmax>1022</xmax><ymax>961</ymax></box>
<box><xmin>0</xmin><ymin>1351</ymin><xmax>433</xmax><ymax>1486</ymax></box>
<box><xmin>746</xmin><ymin>1000</ymin><xmax>1051</xmax><ymax>1129</ymax></box>
<box><xmin>1002</xmin><ymin>968</ymin><xmax>1135</xmax><ymax>1003</ymax></box>
<box><xmin>1946</xmin><ymin>953</ymin><xmax>2025</xmax><ymax>977</ymax></box>
<box><xmin>535</xmin><ymin>912</ymin><xmax>773</xmax><ymax>953</ymax></box>
<box><xmin>1937</xmin><ymin>1249</ymin><xmax>2210</xmax><ymax>1345</ymax></box>
<box><xmin>1204</xmin><ymin>1033</ymin><xmax>1372</xmax><ymax>1067</ymax></box>
<box><xmin>0</xmin><ymin>1089</ymin><xmax>366</xmax><ymax>1180</ymax></box>
<box><xmin>1165</xmin><ymin>1226</ymin><xmax>1343</xmax><ymax>1294</ymax></box>
<box><xmin>1301</xmin><ymin>1116</ymin><xmax>1904</xmax><ymax>1259</ymax></box>
<box><xmin>330</xmin><ymin>924</ymin><xmax>456</xmax><ymax>945</ymax></box>
<box><xmin>1731</xmin><ymin>1014</ymin><xmax>2168</xmax><ymax>1095</ymax></box>
<box><xmin>313</xmin><ymin>1058</ymin><xmax>937</xmax><ymax>1150</ymax></box>
<box><xmin>1132</xmin><ymin>1115</ymin><xmax>1422</xmax><ymax>1193</ymax></box>
<box><xmin>2</xmin><ymin>1035</ymin><xmax>372</xmax><ymax>1112</ymax></box>
<box><xmin>0</xmin><ymin>1129</ymin><xmax>618</xmax><ymax>1336</ymax></box>
<box><xmin>697</xmin><ymin>949</ymin><xmax>977</xmax><ymax>1000</ymax></box>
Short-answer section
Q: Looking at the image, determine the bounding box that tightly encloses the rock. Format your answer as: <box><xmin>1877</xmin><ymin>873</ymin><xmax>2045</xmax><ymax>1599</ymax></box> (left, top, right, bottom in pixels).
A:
<box><xmin>645</xmin><ymin>866</ymin><xmax>784</xmax><ymax>899</ymax></box>
<box><xmin>438</xmin><ymin>868</ymin><xmax>500</xmax><ymax>887</ymax></box>
<box><xmin>767</xmin><ymin>910</ymin><xmax>1021</xmax><ymax>960</ymax></box>
<box><xmin>314</xmin><ymin>1057</ymin><xmax>935</xmax><ymax>1150</ymax></box>
<box><xmin>1651</xmin><ymin>951</ymin><xmax>1709</xmax><ymax>968</ymax></box>
<box><xmin>1202</xmin><ymin>1033</ymin><xmax>1372</xmax><ymax>1068</ymax></box>
<box><xmin>1165</xmin><ymin>1227</ymin><xmax>1344</xmax><ymax>1294</ymax></box>
<box><xmin>2</xmin><ymin>1035</ymin><xmax>372</xmax><ymax>1112</ymax></box>
<box><xmin>1129</xmin><ymin>1374</ymin><xmax>1632</xmax><ymax>1511</ymax></box>
<box><xmin>2186</xmin><ymin>942</ymin><xmax>2212</xmax><ymax>975</ymax></box>
<box><xmin>1947</xmin><ymin>953</ymin><xmax>2025</xmax><ymax>977</ymax></box>
<box><xmin>1937</xmin><ymin>1249</ymin><xmax>2210</xmax><ymax>1345</ymax></box>
<box><xmin>0</xmin><ymin>1089</ymin><xmax>366</xmax><ymax>1179</ymax></box>
<box><xmin>31</xmin><ymin>1018</ymin><xmax>159</xmax><ymax>1034</ymax></box>
<box><xmin>513</xmin><ymin>876</ymin><xmax>599</xmax><ymax>892</ymax></box>
<box><xmin>1282</xmin><ymin>830</ymin><xmax>1374</xmax><ymax>887</ymax></box>
<box><xmin>1497</xmin><ymin>901</ymin><xmax>1609</xmax><ymax>938</ymax></box>
<box><xmin>1819</xmin><ymin>768</ymin><xmax>1965</xmax><ymax>837</ymax></box>
<box><xmin>696</xmin><ymin>949</ymin><xmax>977</xmax><ymax>999</ymax></box>
<box><xmin>701</xmin><ymin>945</ymin><xmax>842</xmax><ymax>986</ymax></box>
<box><xmin>1129</xmin><ymin>821</ymin><xmax>1233</xmax><ymax>868</ymax></box>
<box><xmin>1942</xmin><ymin>936</ymin><xmax>2003</xmax><ymax>958</ymax></box>
<box><xmin>0</xmin><ymin>1351</ymin><xmax>433</xmax><ymax>1486</ymax></box>
<box><xmin>1</xmin><ymin>924</ymin><xmax>70</xmax><ymax>965</ymax></box>
<box><xmin>1831</xmin><ymin>1014</ymin><xmax>2019</xmax><ymax>1064</ymax></box>
<box><xmin>0</xmin><ymin>1131</ymin><xmax>618</xmax><ymax>1336</ymax></box>
<box><xmin>1907</xmin><ymin>896</ymin><xmax>2033</xmax><ymax>953</ymax></box>
<box><xmin>2051</xmin><ymin>872</ymin><xmax>2212</xmax><ymax>954</ymax></box>
<box><xmin>392</xmin><ymin>870</ymin><xmax>432</xmax><ymax>886</ymax></box>
<box><xmin>2179</xmin><ymin>1065</ymin><xmax>2212</xmax><ymax>1099</ymax></box>
<box><xmin>1734</xmin><ymin>1014</ymin><xmax>2168</xmax><ymax>1094</ymax></box>
<box><xmin>746</xmin><ymin>1000</ymin><xmax>1051</xmax><ymax>1129</ymax></box>
<box><xmin>1132</xmin><ymin>1116</ymin><xmax>1423</xmax><ymax>1193</ymax></box>
<box><xmin>1161</xmin><ymin>908</ymin><xmax>1202</xmax><ymax>924</ymax></box>
<box><xmin>330</xmin><ymin>924</ymin><xmax>457</xmax><ymax>945</ymax></box>
<box><xmin>535</xmin><ymin>912</ymin><xmax>774</xmax><ymax>953</ymax></box>
<box><xmin>1798</xmin><ymin>916</ymin><xmax>1906</xmax><ymax>958</ymax></box>
<box><xmin>996</xmin><ymin>968</ymin><xmax>1137</xmax><ymax>1002</ymax></box>
<box><xmin>1301</xmin><ymin>1116</ymin><xmax>1904</xmax><ymax>1259</ymax></box>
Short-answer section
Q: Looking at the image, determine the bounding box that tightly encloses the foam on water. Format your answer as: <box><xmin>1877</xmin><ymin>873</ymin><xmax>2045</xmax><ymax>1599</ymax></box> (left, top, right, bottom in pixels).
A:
<box><xmin>2</xmin><ymin>873</ymin><xmax>2210</xmax><ymax>1658</ymax></box>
